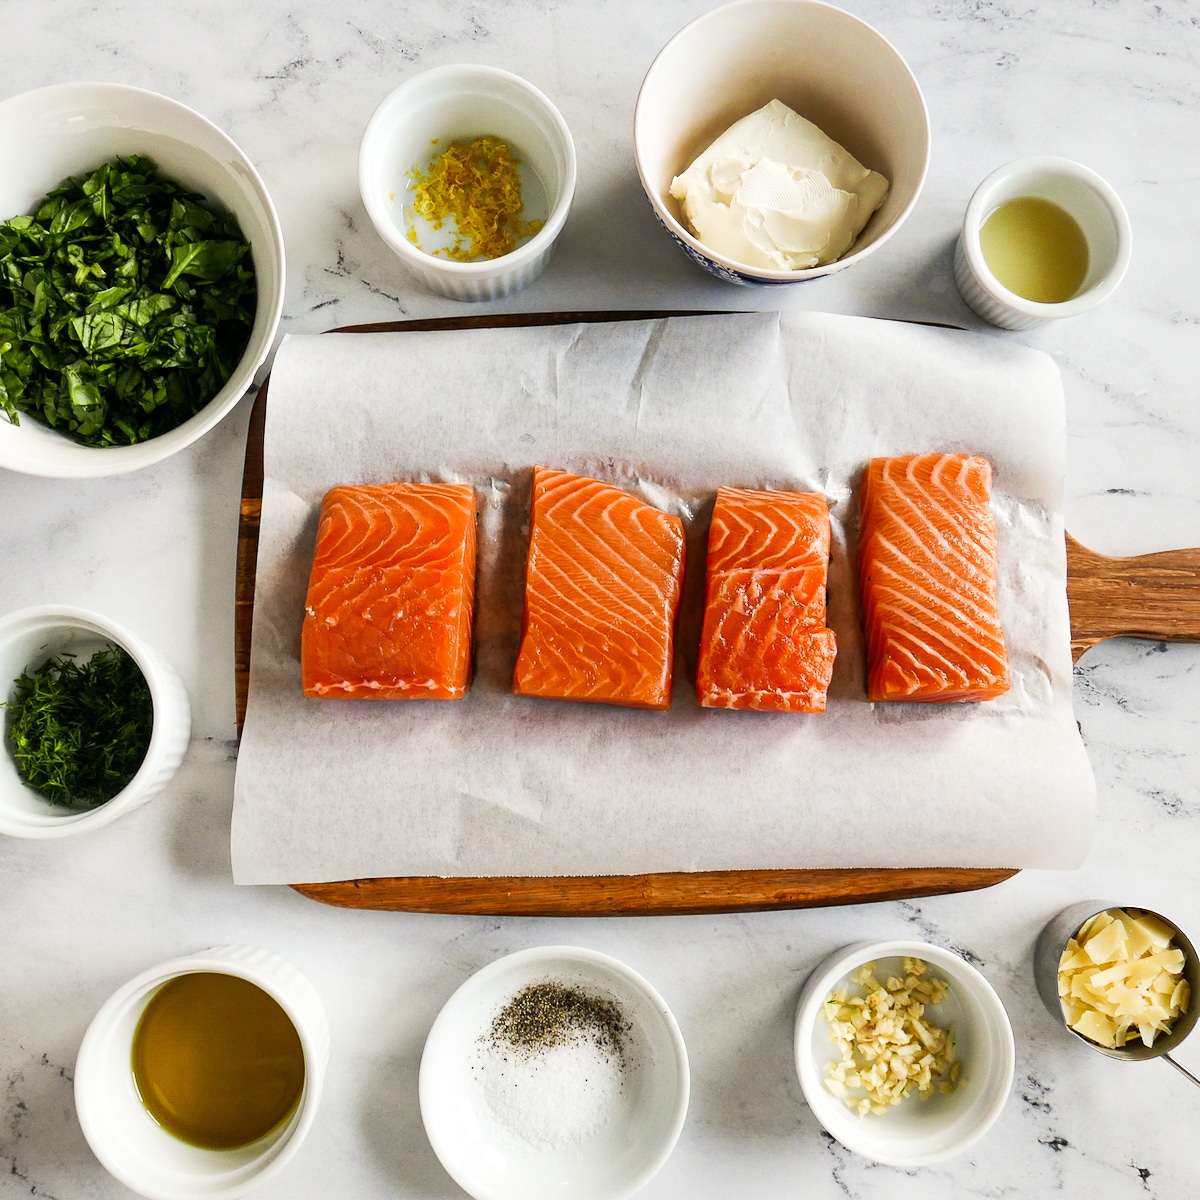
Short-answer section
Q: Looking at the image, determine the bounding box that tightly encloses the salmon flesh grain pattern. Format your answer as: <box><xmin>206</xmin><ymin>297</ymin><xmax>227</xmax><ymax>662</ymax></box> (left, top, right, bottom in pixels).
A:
<box><xmin>301</xmin><ymin>482</ymin><xmax>477</xmax><ymax>699</ymax></box>
<box><xmin>512</xmin><ymin>467</ymin><xmax>686</xmax><ymax>710</ymax></box>
<box><xmin>696</xmin><ymin>487</ymin><xmax>837</xmax><ymax>711</ymax></box>
<box><xmin>859</xmin><ymin>453</ymin><xmax>1011</xmax><ymax>703</ymax></box>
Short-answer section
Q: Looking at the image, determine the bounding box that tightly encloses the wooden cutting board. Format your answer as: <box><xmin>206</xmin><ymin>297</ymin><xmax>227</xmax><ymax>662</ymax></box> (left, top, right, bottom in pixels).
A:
<box><xmin>235</xmin><ymin>312</ymin><xmax>1200</xmax><ymax>915</ymax></box>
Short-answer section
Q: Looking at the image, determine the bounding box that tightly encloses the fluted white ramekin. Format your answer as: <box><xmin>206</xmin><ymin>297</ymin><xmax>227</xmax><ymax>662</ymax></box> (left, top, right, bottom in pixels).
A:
<box><xmin>75</xmin><ymin>945</ymin><xmax>329</xmax><ymax>1200</ymax></box>
<box><xmin>0</xmin><ymin>605</ymin><xmax>190</xmax><ymax>837</ymax></box>
<box><xmin>359</xmin><ymin>64</ymin><xmax>576</xmax><ymax>302</ymax></box>
<box><xmin>954</xmin><ymin>156</ymin><xmax>1132</xmax><ymax>330</ymax></box>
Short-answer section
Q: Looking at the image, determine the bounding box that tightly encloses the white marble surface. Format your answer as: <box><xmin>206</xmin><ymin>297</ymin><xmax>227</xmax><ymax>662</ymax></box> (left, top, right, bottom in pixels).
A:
<box><xmin>2</xmin><ymin>1</ymin><xmax>1199</xmax><ymax>1198</ymax></box>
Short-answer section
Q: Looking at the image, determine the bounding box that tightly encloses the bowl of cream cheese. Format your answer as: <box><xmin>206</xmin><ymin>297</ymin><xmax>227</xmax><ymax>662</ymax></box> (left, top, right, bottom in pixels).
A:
<box><xmin>634</xmin><ymin>0</ymin><xmax>929</xmax><ymax>285</ymax></box>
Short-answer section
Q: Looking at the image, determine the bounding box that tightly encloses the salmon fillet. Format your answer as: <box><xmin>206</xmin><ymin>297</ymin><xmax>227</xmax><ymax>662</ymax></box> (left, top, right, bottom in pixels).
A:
<box><xmin>512</xmin><ymin>467</ymin><xmax>686</xmax><ymax>710</ymax></box>
<box><xmin>696</xmin><ymin>487</ymin><xmax>837</xmax><ymax>712</ymax></box>
<box><xmin>859</xmin><ymin>453</ymin><xmax>1010</xmax><ymax>702</ymax></box>
<box><xmin>301</xmin><ymin>482</ymin><xmax>477</xmax><ymax>699</ymax></box>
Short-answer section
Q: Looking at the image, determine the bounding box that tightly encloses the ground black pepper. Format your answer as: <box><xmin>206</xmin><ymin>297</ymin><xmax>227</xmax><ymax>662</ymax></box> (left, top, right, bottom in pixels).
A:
<box><xmin>487</xmin><ymin>981</ymin><xmax>631</xmax><ymax>1065</ymax></box>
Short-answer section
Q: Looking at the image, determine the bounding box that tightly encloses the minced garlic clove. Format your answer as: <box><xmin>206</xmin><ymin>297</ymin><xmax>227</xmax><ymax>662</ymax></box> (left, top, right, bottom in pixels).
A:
<box><xmin>821</xmin><ymin>959</ymin><xmax>959</xmax><ymax>1116</ymax></box>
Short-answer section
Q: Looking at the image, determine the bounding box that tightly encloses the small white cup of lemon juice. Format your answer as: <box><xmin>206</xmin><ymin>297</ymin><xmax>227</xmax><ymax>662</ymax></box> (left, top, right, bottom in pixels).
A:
<box><xmin>954</xmin><ymin>155</ymin><xmax>1131</xmax><ymax>330</ymax></box>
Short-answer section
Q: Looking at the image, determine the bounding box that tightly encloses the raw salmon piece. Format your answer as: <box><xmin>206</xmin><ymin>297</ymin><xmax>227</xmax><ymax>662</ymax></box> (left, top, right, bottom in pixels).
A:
<box><xmin>512</xmin><ymin>467</ymin><xmax>686</xmax><ymax>710</ymax></box>
<box><xmin>301</xmin><ymin>482</ymin><xmax>477</xmax><ymax>700</ymax></box>
<box><xmin>859</xmin><ymin>453</ymin><xmax>1010</xmax><ymax>703</ymax></box>
<box><xmin>696</xmin><ymin>487</ymin><xmax>837</xmax><ymax>712</ymax></box>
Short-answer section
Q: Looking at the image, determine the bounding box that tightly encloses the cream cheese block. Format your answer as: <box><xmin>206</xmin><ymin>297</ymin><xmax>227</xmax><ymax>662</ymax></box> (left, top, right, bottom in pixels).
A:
<box><xmin>669</xmin><ymin>99</ymin><xmax>889</xmax><ymax>271</ymax></box>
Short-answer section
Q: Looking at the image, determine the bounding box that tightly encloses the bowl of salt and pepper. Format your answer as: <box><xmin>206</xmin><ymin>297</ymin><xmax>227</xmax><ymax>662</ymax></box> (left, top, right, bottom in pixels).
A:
<box><xmin>419</xmin><ymin>946</ymin><xmax>689</xmax><ymax>1200</ymax></box>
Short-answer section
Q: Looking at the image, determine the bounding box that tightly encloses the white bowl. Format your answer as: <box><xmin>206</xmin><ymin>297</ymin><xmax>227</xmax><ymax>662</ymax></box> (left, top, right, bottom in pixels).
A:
<box><xmin>0</xmin><ymin>82</ymin><xmax>285</xmax><ymax>477</ymax></box>
<box><xmin>419</xmin><ymin>946</ymin><xmax>689</xmax><ymax>1200</ymax></box>
<box><xmin>74</xmin><ymin>945</ymin><xmax>329</xmax><ymax>1200</ymax></box>
<box><xmin>794</xmin><ymin>940</ymin><xmax>1014</xmax><ymax>1168</ymax></box>
<box><xmin>0</xmin><ymin>605</ymin><xmax>190</xmax><ymax>837</ymax></box>
<box><xmin>359</xmin><ymin>64</ymin><xmax>577</xmax><ymax>302</ymax></box>
<box><xmin>954</xmin><ymin>155</ymin><xmax>1132</xmax><ymax>330</ymax></box>
<box><xmin>634</xmin><ymin>0</ymin><xmax>929</xmax><ymax>285</ymax></box>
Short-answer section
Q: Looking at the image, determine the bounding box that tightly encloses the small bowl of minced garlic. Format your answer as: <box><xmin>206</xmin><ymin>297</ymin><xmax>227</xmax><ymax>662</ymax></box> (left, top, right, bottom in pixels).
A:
<box><xmin>794</xmin><ymin>940</ymin><xmax>1014</xmax><ymax>1167</ymax></box>
<box><xmin>634</xmin><ymin>0</ymin><xmax>930</xmax><ymax>285</ymax></box>
<box><xmin>359</xmin><ymin>64</ymin><xmax>577</xmax><ymax>302</ymax></box>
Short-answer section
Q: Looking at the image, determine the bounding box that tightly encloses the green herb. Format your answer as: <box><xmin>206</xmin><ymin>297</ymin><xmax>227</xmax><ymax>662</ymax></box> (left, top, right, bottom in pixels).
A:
<box><xmin>4</xmin><ymin>644</ymin><xmax>153</xmax><ymax>806</ymax></box>
<box><xmin>0</xmin><ymin>155</ymin><xmax>256</xmax><ymax>447</ymax></box>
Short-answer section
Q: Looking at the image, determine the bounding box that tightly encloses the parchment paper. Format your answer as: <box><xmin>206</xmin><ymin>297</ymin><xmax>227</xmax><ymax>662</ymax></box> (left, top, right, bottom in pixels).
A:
<box><xmin>231</xmin><ymin>312</ymin><xmax>1096</xmax><ymax>884</ymax></box>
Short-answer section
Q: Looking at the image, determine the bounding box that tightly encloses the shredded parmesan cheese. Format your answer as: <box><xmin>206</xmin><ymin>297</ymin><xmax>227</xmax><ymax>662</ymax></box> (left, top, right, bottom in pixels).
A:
<box><xmin>407</xmin><ymin>135</ymin><xmax>544</xmax><ymax>262</ymax></box>
<box><xmin>1057</xmin><ymin>908</ymin><xmax>1190</xmax><ymax>1049</ymax></box>
<box><xmin>821</xmin><ymin>958</ymin><xmax>960</xmax><ymax>1116</ymax></box>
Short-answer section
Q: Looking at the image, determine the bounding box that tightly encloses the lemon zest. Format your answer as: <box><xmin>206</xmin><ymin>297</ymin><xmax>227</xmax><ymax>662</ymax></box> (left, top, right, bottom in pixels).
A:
<box><xmin>407</xmin><ymin>135</ymin><xmax>543</xmax><ymax>262</ymax></box>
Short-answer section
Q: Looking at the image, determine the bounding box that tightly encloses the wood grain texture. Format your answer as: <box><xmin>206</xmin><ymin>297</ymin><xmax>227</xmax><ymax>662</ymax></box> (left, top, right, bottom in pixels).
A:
<box><xmin>234</xmin><ymin>312</ymin><xmax>1199</xmax><ymax>916</ymax></box>
<box><xmin>290</xmin><ymin>867</ymin><xmax>1017</xmax><ymax>916</ymax></box>
<box><xmin>1066</xmin><ymin>532</ymin><xmax>1200</xmax><ymax>661</ymax></box>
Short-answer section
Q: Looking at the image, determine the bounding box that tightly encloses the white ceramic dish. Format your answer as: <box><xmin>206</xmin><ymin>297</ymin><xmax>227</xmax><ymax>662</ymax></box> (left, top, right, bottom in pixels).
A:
<box><xmin>0</xmin><ymin>605</ymin><xmax>190</xmax><ymax>838</ymax></box>
<box><xmin>954</xmin><ymin>155</ymin><xmax>1132</xmax><ymax>330</ymax></box>
<box><xmin>634</xmin><ymin>0</ymin><xmax>929</xmax><ymax>286</ymax></box>
<box><xmin>74</xmin><ymin>945</ymin><xmax>329</xmax><ymax>1200</ymax></box>
<box><xmin>360</xmin><ymin>65</ymin><xmax>576</xmax><ymax>302</ymax></box>
<box><xmin>419</xmin><ymin>946</ymin><xmax>689</xmax><ymax>1200</ymax></box>
<box><xmin>794</xmin><ymin>940</ymin><xmax>1014</xmax><ymax>1167</ymax></box>
<box><xmin>0</xmin><ymin>82</ymin><xmax>284</xmax><ymax>477</ymax></box>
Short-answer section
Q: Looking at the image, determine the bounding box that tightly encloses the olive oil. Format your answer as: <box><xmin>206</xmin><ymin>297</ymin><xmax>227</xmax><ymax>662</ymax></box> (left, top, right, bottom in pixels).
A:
<box><xmin>131</xmin><ymin>973</ymin><xmax>305</xmax><ymax>1150</ymax></box>
<box><xmin>979</xmin><ymin>196</ymin><xmax>1089</xmax><ymax>304</ymax></box>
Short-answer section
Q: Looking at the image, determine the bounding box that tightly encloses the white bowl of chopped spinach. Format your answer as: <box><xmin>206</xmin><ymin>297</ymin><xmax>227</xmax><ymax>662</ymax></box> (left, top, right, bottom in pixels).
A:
<box><xmin>0</xmin><ymin>605</ymin><xmax>190</xmax><ymax>836</ymax></box>
<box><xmin>0</xmin><ymin>82</ymin><xmax>284</xmax><ymax>476</ymax></box>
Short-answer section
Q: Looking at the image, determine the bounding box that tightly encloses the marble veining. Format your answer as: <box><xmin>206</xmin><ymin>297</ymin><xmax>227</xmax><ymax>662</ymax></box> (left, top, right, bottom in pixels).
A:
<box><xmin>2</xmin><ymin>0</ymin><xmax>1200</xmax><ymax>1197</ymax></box>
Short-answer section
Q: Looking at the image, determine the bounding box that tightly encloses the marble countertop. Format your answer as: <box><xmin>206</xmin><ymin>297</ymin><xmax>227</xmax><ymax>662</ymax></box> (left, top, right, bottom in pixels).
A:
<box><xmin>2</xmin><ymin>1</ymin><xmax>1199</xmax><ymax>1198</ymax></box>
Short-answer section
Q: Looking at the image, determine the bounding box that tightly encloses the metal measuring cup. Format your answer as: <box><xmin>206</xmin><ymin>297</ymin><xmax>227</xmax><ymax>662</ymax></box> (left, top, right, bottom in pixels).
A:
<box><xmin>1035</xmin><ymin>900</ymin><xmax>1200</xmax><ymax>1087</ymax></box>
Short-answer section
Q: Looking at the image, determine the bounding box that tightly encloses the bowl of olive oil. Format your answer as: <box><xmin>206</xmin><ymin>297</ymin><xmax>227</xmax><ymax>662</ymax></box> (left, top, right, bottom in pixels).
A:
<box><xmin>74</xmin><ymin>946</ymin><xmax>329</xmax><ymax>1200</ymax></box>
<box><xmin>953</xmin><ymin>155</ymin><xmax>1131</xmax><ymax>330</ymax></box>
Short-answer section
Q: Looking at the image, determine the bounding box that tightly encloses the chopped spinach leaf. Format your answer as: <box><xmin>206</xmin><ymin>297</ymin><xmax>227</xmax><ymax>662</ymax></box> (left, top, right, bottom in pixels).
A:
<box><xmin>0</xmin><ymin>155</ymin><xmax>256</xmax><ymax>447</ymax></box>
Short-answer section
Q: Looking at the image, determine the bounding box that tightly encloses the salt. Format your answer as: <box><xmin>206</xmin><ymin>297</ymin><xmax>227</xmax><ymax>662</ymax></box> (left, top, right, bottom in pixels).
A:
<box><xmin>477</xmin><ymin>1037</ymin><xmax>628</xmax><ymax>1148</ymax></box>
<box><xmin>473</xmin><ymin>980</ymin><xmax>634</xmax><ymax>1149</ymax></box>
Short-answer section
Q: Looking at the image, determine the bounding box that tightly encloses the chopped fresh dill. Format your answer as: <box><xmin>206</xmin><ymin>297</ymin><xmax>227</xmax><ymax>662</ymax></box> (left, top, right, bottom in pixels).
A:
<box><xmin>3</xmin><ymin>644</ymin><xmax>152</xmax><ymax>806</ymax></box>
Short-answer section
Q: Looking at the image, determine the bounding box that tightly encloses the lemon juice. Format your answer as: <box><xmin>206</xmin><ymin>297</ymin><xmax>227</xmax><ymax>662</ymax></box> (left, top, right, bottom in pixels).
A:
<box><xmin>980</xmin><ymin>196</ymin><xmax>1089</xmax><ymax>304</ymax></box>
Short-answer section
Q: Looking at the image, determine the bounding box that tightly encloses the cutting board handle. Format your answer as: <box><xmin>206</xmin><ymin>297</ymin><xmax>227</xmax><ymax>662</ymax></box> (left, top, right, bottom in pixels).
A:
<box><xmin>1067</xmin><ymin>533</ymin><xmax>1200</xmax><ymax>661</ymax></box>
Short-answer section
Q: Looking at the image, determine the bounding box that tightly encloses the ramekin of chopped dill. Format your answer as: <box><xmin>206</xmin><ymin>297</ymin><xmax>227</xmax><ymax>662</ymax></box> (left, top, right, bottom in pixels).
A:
<box><xmin>0</xmin><ymin>155</ymin><xmax>256</xmax><ymax>447</ymax></box>
<box><xmin>4</xmin><ymin>644</ymin><xmax>153</xmax><ymax>807</ymax></box>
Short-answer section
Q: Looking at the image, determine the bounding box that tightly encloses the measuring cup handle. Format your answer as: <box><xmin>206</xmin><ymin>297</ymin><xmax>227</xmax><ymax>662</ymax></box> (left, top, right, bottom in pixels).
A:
<box><xmin>1162</xmin><ymin>1053</ymin><xmax>1200</xmax><ymax>1089</ymax></box>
